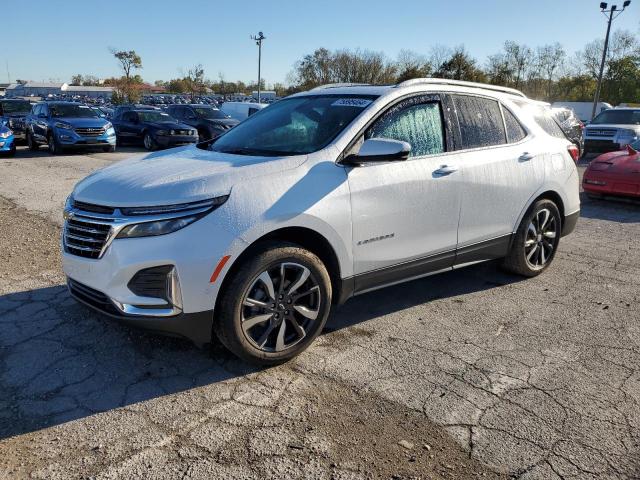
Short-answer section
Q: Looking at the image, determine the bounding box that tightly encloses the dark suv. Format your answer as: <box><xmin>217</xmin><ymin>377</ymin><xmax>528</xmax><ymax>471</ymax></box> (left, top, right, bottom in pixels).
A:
<box><xmin>0</xmin><ymin>99</ymin><xmax>32</xmax><ymax>143</ymax></box>
<box><xmin>26</xmin><ymin>102</ymin><xmax>116</xmax><ymax>154</ymax></box>
<box><xmin>167</xmin><ymin>104</ymin><xmax>238</xmax><ymax>141</ymax></box>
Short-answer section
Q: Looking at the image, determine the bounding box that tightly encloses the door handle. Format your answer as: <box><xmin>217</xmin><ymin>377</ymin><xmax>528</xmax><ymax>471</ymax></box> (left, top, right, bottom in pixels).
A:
<box><xmin>519</xmin><ymin>152</ymin><xmax>534</xmax><ymax>161</ymax></box>
<box><xmin>433</xmin><ymin>165</ymin><xmax>459</xmax><ymax>176</ymax></box>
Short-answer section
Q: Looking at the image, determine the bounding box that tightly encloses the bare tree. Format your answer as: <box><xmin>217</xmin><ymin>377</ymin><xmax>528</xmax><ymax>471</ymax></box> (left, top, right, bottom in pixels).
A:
<box><xmin>537</xmin><ymin>43</ymin><xmax>566</xmax><ymax>100</ymax></box>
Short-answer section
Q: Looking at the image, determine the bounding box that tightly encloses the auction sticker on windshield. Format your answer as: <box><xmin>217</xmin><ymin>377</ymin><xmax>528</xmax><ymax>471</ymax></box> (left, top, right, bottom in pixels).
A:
<box><xmin>331</xmin><ymin>98</ymin><xmax>373</xmax><ymax>108</ymax></box>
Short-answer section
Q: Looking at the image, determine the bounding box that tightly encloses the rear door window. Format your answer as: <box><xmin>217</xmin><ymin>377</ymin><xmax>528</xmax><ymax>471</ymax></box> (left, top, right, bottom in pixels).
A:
<box><xmin>365</xmin><ymin>98</ymin><xmax>445</xmax><ymax>157</ymax></box>
<box><xmin>452</xmin><ymin>95</ymin><xmax>506</xmax><ymax>149</ymax></box>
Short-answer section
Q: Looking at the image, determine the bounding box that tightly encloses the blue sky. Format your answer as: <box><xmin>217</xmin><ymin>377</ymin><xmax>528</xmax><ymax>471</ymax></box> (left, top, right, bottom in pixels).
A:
<box><xmin>4</xmin><ymin>0</ymin><xmax>639</xmax><ymax>86</ymax></box>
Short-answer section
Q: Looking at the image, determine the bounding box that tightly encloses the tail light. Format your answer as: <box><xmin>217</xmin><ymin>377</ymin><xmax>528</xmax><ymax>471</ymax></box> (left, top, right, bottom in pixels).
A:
<box><xmin>567</xmin><ymin>144</ymin><xmax>580</xmax><ymax>163</ymax></box>
<box><xmin>579</xmin><ymin>121</ymin><xmax>584</xmax><ymax>130</ymax></box>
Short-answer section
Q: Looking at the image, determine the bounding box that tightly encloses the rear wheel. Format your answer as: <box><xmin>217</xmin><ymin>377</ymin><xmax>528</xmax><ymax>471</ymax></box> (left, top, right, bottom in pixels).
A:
<box><xmin>214</xmin><ymin>242</ymin><xmax>332</xmax><ymax>365</ymax></box>
<box><xmin>501</xmin><ymin>199</ymin><xmax>561</xmax><ymax>277</ymax></box>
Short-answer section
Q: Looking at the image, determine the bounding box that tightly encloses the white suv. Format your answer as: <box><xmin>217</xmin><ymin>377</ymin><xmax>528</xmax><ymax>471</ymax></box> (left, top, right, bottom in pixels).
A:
<box><xmin>583</xmin><ymin>108</ymin><xmax>640</xmax><ymax>155</ymax></box>
<box><xmin>62</xmin><ymin>79</ymin><xmax>580</xmax><ymax>364</ymax></box>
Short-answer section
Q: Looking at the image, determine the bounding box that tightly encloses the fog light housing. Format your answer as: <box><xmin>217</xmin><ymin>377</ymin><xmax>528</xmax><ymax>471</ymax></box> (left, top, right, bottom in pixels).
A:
<box><xmin>584</xmin><ymin>179</ymin><xmax>607</xmax><ymax>186</ymax></box>
<box><xmin>127</xmin><ymin>265</ymin><xmax>183</xmax><ymax>311</ymax></box>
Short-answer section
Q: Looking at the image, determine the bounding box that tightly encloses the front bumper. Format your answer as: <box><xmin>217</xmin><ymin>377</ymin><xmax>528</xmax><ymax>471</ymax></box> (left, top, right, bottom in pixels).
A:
<box><xmin>68</xmin><ymin>277</ymin><xmax>214</xmax><ymax>346</ymax></box>
<box><xmin>584</xmin><ymin>139</ymin><xmax>620</xmax><ymax>154</ymax></box>
<box><xmin>56</xmin><ymin>129</ymin><xmax>116</xmax><ymax>147</ymax></box>
<box><xmin>583</xmin><ymin>177</ymin><xmax>640</xmax><ymax>198</ymax></box>
<box><xmin>154</xmin><ymin>134</ymin><xmax>198</xmax><ymax>148</ymax></box>
<box><xmin>62</xmin><ymin>214</ymin><xmax>241</xmax><ymax>345</ymax></box>
<box><xmin>0</xmin><ymin>135</ymin><xmax>15</xmax><ymax>151</ymax></box>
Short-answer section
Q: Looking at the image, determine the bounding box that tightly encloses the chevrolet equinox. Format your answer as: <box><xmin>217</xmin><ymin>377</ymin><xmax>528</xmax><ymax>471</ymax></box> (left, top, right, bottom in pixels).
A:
<box><xmin>62</xmin><ymin>79</ymin><xmax>580</xmax><ymax>364</ymax></box>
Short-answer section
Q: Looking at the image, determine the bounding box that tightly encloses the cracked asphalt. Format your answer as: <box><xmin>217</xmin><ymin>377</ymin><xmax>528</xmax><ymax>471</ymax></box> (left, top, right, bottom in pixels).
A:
<box><xmin>1</xmin><ymin>147</ymin><xmax>639</xmax><ymax>479</ymax></box>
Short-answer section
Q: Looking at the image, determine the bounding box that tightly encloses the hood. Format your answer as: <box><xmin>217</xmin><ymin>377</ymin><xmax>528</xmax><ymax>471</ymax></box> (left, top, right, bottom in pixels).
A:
<box><xmin>586</xmin><ymin>123</ymin><xmax>640</xmax><ymax>132</ymax></box>
<box><xmin>55</xmin><ymin>117</ymin><xmax>110</xmax><ymax>128</ymax></box>
<box><xmin>145</xmin><ymin>121</ymin><xmax>192</xmax><ymax>130</ymax></box>
<box><xmin>588</xmin><ymin>147</ymin><xmax>640</xmax><ymax>173</ymax></box>
<box><xmin>205</xmin><ymin>118</ymin><xmax>239</xmax><ymax>127</ymax></box>
<box><xmin>72</xmin><ymin>145</ymin><xmax>307</xmax><ymax>207</ymax></box>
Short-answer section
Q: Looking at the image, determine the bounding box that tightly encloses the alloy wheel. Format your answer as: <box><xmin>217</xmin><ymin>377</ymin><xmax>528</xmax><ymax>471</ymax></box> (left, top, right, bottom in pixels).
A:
<box><xmin>240</xmin><ymin>262</ymin><xmax>321</xmax><ymax>352</ymax></box>
<box><xmin>524</xmin><ymin>208</ymin><xmax>557</xmax><ymax>269</ymax></box>
<box><xmin>144</xmin><ymin>134</ymin><xmax>153</xmax><ymax>150</ymax></box>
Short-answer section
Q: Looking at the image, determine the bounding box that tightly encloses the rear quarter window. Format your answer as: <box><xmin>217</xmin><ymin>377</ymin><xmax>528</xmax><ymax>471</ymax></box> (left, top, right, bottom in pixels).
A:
<box><xmin>502</xmin><ymin>107</ymin><xmax>527</xmax><ymax>143</ymax></box>
<box><xmin>452</xmin><ymin>95</ymin><xmax>506</xmax><ymax>149</ymax></box>
<box><xmin>532</xmin><ymin>108</ymin><xmax>567</xmax><ymax>140</ymax></box>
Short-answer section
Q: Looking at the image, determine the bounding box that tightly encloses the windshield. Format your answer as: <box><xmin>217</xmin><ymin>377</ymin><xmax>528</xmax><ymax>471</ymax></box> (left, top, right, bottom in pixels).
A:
<box><xmin>591</xmin><ymin>109</ymin><xmax>640</xmax><ymax>125</ymax></box>
<box><xmin>138</xmin><ymin>111</ymin><xmax>175</xmax><ymax>123</ymax></box>
<box><xmin>194</xmin><ymin>107</ymin><xmax>229</xmax><ymax>120</ymax></box>
<box><xmin>210</xmin><ymin>95</ymin><xmax>377</xmax><ymax>156</ymax></box>
<box><xmin>50</xmin><ymin>104</ymin><xmax>98</xmax><ymax>118</ymax></box>
<box><xmin>1</xmin><ymin>100</ymin><xmax>31</xmax><ymax>115</ymax></box>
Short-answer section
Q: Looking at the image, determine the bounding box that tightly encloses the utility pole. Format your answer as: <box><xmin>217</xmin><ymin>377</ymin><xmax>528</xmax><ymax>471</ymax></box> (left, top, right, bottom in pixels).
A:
<box><xmin>591</xmin><ymin>1</ymin><xmax>631</xmax><ymax>121</ymax></box>
<box><xmin>250</xmin><ymin>32</ymin><xmax>266</xmax><ymax>103</ymax></box>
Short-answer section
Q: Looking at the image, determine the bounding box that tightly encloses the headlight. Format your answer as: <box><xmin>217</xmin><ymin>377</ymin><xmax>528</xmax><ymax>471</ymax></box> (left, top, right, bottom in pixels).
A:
<box><xmin>619</xmin><ymin>129</ymin><xmax>637</xmax><ymax>138</ymax></box>
<box><xmin>106</xmin><ymin>127</ymin><xmax>116</xmax><ymax>136</ymax></box>
<box><xmin>191</xmin><ymin>130</ymin><xmax>196</xmax><ymax>136</ymax></box>
<box><xmin>55</xmin><ymin>122</ymin><xmax>73</xmax><ymax>130</ymax></box>
<box><xmin>104</xmin><ymin>122</ymin><xmax>113</xmax><ymax>130</ymax></box>
<box><xmin>156</xmin><ymin>130</ymin><xmax>168</xmax><ymax>136</ymax></box>
<box><xmin>116</xmin><ymin>216</ymin><xmax>201</xmax><ymax>238</ymax></box>
<box><xmin>115</xmin><ymin>196</ymin><xmax>229</xmax><ymax>239</ymax></box>
<box><xmin>0</xmin><ymin>130</ymin><xmax>12</xmax><ymax>139</ymax></box>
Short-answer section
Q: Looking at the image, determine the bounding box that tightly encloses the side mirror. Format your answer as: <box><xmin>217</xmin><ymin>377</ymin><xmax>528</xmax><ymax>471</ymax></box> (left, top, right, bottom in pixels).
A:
<box><xmin>343</xmin><ymin>138</ymin><xmax>411</xmax><ymax>165</ymax></box>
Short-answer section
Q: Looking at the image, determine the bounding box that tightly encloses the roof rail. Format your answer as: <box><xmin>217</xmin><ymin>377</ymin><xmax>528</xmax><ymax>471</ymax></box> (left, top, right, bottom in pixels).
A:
<box><xmin>394</xmin><ymin>78</ymin><xmax>527</xmax><ymax>98</ymax></box>
<box><xmin>310</xmin><ymin>83</ymin><xmax>371</xmax><ymax>91</ymax></box>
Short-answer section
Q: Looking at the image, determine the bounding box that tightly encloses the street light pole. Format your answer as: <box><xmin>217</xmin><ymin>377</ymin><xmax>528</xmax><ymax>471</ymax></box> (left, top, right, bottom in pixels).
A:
<box><xmin>591</xmin><ymin>1</ymin><xmax>631</xmax><ymax>121</ymax></box>
<box><xmin>251</xmin><ymin>32</ymin><xmax>266</xmax><ymax>103</ymax></box>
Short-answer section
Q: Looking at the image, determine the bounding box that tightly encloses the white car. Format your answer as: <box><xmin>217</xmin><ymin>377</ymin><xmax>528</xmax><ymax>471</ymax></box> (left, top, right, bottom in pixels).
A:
<box><xmin>220</xmin><ymin>101</ymin><xmax>268</xmax><ymax>121</ymax></box>
<box><xmin>583</xmin><ymin>108</ymin><xmax>640</xmax><ymax>156</ymax></box>
<box><xmin>62</xmin><ymin>79</ymin><xmax>580</xmax><ymax>364</ymax></box>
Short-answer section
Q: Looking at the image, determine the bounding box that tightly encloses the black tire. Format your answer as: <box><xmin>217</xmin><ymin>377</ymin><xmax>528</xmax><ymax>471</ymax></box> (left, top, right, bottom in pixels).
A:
<box><xmin>8</xmin><ymin>144</ymin><xmax>16</xmax><ymax>157</ymax></box>
<box><xmin>48</xmin><ymin>134</ymin><xmax>63</xmax><ymax>155</ymax></box>
<box><xmin>197</xmin><ymin>128</ymin><xmax>209</xmax><ymax>143</ymax></box>
<box><xmin>214</xmin><ymin>242</ymin><xmax>332</xmax><ymax>365</ymax></box>
<box><xmin>103</xmin><ymin>145</ymin><xmax>116</xmax><ymax>153</ymax></box>
<box><xmin>501</xmin><ymin>199</ymin><xmax>561</xmax><ymax>277</ymax></box>
<box><xmin>143</xmin><ymin>132</ymin><xmax>156</xmax><ymax>151</ymax></box>
<box><xmin>27</xmin><ymin>131</ymin><xmax>39</xmax><ymax>151</ymax></box>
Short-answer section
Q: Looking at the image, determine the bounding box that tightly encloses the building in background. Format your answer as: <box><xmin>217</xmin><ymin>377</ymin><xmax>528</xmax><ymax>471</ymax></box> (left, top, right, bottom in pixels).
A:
<box><xmin>6</xmin><ymin>82</ymin><xmax>113</xmax><ymax>99</ymax></box>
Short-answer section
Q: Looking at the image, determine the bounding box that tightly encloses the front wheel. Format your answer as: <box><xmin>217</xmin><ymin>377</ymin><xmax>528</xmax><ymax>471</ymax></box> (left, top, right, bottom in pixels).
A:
<box><xmin>214</xmin><ymin>243</ymin><xmax>332</xmax><ymax>365</ymax></box>
<box><xmin>501</xmin><ymin>199</ymin><xmax>561</xmax><ymax>277</ymax></box>
<box><xmin>48</xmin><ymin>134</ymin><xmax>63</xmax><ymax>155</ymax></box>
<box><xmin>103</xmin><ymin>145</ymin><xmax>116</xmax><ymax>153</ymax></box>
<box><xmin>143</xmin><ymin>133</ymin><xmax>156</xmax><ymax>151</ymax></box>
<box><xmin>27</xmin><ymin>131</ymin><xmax>39</xmax><ymax>151</ymax></box>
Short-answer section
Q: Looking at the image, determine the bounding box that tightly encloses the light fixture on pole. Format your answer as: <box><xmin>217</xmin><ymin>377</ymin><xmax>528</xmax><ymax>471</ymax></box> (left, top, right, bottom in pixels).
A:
<box><xmin>591</xmin><ymin>1</ymin><xmax>631</xmax><ymax>120</ymax></box>
<box><xmin>250</xmin><ymin>31</ymin><xmax>266</xmax><ymax>103</ymax></box>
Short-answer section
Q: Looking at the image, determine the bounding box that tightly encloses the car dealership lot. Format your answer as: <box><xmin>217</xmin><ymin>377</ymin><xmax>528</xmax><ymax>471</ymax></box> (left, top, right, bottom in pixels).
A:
<box><xmin>0</xmin><ymin>147</ymin><xmax>639</xmax><ymax>479</ymax></box>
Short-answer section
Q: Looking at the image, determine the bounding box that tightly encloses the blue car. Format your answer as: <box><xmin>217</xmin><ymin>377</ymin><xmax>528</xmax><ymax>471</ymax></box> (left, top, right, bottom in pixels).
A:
<box><xmin>25</xmin><ymin>102</ymin><xmax>116</xmax><ymax>155</ymax></box>
<box><xmin>0</xmin><ymin>122</ymin><xmax>16</xmax><ymax>157</ymax></box>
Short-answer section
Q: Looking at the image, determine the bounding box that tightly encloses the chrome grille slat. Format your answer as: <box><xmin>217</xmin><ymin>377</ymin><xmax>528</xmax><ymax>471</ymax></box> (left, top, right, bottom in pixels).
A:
<box><xmin>74</xmin><ymin>127</ymin><xmax>106</xmax><ymax>137</ymax></box>
<box><xmin>65</xmin><ymin>233</ymin><xmax>105</xmax><ymax>244</ymax></box>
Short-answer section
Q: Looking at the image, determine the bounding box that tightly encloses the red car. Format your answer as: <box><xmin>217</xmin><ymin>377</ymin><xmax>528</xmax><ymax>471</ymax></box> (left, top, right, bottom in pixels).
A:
<box><xmin>583</xmin><ymin>141</ymin><xmax>640</xmax><ymax>199</ymax></box>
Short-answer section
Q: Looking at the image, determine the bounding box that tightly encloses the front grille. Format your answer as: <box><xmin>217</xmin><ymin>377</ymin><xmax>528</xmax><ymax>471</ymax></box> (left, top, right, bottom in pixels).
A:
<box><xmin>127</xmin><ymin>265</ymin><xmax>173</xmax><ymax>301</ymax></box>
<box><xmin>586</xmin><ymin>128</ymin><xmax>616</xmax><ymax>137</ymax></box>
<box><xmin>68</xmin><ymin>279</ymin><xmax>120</xmax><ymax>316</ymax></box>
<box><xmin>64</xmin><ymin>216</ymin><xmax>112</xmax><ymax>259</ymax></box>
<box><xmin>72</xmin><ymin>200</ymin><xmax>115</xmax><ymax>215</ymax></box>
<box><xmin>75</xmin><ymin>127</ymin><xmax>106</xmax><ymax>137</ymax></box>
